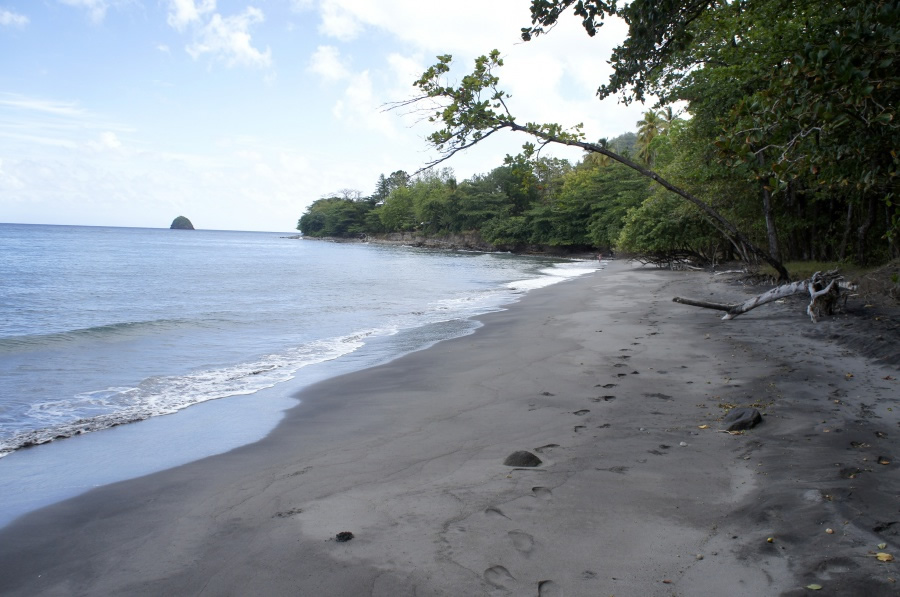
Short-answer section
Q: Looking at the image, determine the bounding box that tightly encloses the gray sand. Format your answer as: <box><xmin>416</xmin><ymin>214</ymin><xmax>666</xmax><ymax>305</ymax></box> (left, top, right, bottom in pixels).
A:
<box><xmin>1</xmin><ymin>262</ymin><xmax>898</xmax><ymax>596</ymax></box>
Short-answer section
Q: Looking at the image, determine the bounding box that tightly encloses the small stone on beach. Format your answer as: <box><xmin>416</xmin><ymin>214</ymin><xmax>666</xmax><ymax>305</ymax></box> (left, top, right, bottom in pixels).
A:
<box><xmin>722</xmin><ymin>407</ymin><xmax>763</xmax><ymax>431</ymax></box>
<box><xmin>335</xmin><ymin>531</ymin><xmax>354</xmax><ymax>542</ymax></box>
<box><xmin>503</xmin><ymin>451</ymin><xmax>543</xmax><ymax>467</ymax></box>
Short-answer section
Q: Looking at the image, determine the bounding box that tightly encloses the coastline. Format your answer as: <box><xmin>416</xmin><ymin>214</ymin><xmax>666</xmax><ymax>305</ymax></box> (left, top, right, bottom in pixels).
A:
<box><xmin>292</xmin><ymin>232</ymin><xmax>601</xmax><ymax>258</ymax></box>
<box><xmin>1</xmin><ymin>261</ymin><xmax>898</xmax><ymax>595</ymax></box>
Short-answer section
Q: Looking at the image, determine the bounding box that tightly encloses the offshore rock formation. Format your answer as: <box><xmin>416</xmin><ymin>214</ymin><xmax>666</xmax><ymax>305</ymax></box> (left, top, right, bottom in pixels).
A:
<box><xmin>170</xmin><ymin>216</ymin><xmax>194</xmax><ymax>230</ymax></box>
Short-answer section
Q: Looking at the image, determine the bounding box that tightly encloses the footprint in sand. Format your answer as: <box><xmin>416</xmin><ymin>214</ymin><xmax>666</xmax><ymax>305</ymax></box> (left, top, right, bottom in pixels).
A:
<box><xmin>485</xmin><ymin>506</ymin><xmax>510</xmax><ymax>519</ymax></box>
<box><xmin>597</xmin><ymin>465</ymin><xmax>629</xmax><ymax>474</ymax></box>
<box><xmin>508</xmin><ymin>530</ymin><xmax>535</xmax><ymax>554</ymax></box>
<box><xmin>616</xmin><ymin>373</ymin><xmax>627</xmax><ymax>378</ymax></box>
<box><xmin>644</xmin><ymin>392</ymin><xmax>672</xmax><ymax>401</ymax></box>
<box><xmin>590</xmin><ymin>395</ymin><xmax>616</xmax><ymax>403</ymax></box>
<box><xmin>573</xmin><ymin>409</ymin><xmax>590</xmax><ymax>416</ymax></box>
<box><xmin>614</xmin><ymin>363</ymin><xmax>627</xmax><ymax>368</ymax></box>
<box><xmin>484</xmin><ymin>565</ymin><xmax>516</xmax><ymax>588</ymax></box>
<box><xmin>532</xmin><ymin>486</ymin><xmax>553</xmax><ymax>500</ymax></box>
<box><xmin>534</xmin><ymin>444</ymin><xmax>559</xmax><ymax>454</ymax></box>
<box><xmin>574</xmin><ymin>425</ymin><xmax>586</xmax><ymax>432</ymax></box>
<box><xmin>538</xmin><ymin>579</ymin><xmax>563</xmax><ymax>596</ymax></box>
<box><xmin>541</xmin><ymin>391</ymin><xmax>556</xmax><ymax>396</ymax></box>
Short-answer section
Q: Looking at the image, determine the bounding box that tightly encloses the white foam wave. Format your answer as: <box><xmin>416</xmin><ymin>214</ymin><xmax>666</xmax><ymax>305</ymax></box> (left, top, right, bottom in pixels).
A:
<box><xmin>506</xmin><ymin>261</ymin><xmax>597</xmax><ymax>291</ymax></box>
<box><xmin>0</xmin><ymin>332</ymin><xmax>375</xmax><ymax>457</ymax></box>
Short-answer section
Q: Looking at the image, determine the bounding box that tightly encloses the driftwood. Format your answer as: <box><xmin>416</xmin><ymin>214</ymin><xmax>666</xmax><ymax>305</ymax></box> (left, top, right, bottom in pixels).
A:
<box><xmin>673</xmin><ymin>270</ymin><xmax>843</xmax><ymax>322</ymax></box>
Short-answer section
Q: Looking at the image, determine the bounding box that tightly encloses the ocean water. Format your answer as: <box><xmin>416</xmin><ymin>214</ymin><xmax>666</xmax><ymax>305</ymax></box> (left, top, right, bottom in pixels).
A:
<box><xmin>0</xmin><ymin>224</ymin><xmax>598</xmax><ymax>464</ymax></box>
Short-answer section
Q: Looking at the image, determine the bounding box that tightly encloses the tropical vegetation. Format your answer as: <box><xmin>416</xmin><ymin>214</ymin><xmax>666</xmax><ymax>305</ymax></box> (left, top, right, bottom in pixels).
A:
<box><xmin>299</xmin><ymin>0</ymin><xmax>899</xmax><ymax>277</ymax></box>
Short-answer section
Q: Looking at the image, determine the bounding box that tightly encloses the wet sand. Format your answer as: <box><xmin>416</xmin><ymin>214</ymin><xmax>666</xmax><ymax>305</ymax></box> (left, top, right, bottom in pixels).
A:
<box><xmin>0</xmin><ymin>261</ymin><xmax>897</xmax><ymax>596</ymax></box>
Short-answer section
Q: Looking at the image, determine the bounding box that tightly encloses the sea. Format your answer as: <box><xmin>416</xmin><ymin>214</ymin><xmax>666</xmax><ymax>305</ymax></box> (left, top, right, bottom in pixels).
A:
<box><xmin>0</xmin><ymin>223</ymin><xmax>600</xmax><ymax>527</ymax></box>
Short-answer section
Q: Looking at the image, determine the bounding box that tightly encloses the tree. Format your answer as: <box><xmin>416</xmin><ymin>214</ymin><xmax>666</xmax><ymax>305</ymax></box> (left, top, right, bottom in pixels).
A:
<box><xmin>635</xmin><ymin>109</ymin><xmax>663</xmax><ymax>165</ymax></box>
<box><xmin>379</xmin><ymin>186</ymin><xmax>416</xmax><ymax>231</ymax></box>
<box><xmin>298</xmin><ymin>197</ymin><xmax>370</xmax><ymax>237</ymax></box>
<box><xmin>524</xmin><ymin>0</ymin><xmax>899</xmax><ymax>263</ymax></box>
<box><xmin>399</xmin><ymin>50</ymin><xmax>790</xmax><ymax>280</ymax></box>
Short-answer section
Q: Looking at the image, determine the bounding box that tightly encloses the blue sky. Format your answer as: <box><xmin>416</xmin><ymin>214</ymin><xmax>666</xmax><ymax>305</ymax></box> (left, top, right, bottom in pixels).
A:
<box><xmin>1</xmin><ymin>1</ymin><xmax>647</xmax><ymax>231</ymax></box>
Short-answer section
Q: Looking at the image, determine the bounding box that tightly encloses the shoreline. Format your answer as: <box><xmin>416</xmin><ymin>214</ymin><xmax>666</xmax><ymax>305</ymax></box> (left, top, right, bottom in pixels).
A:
<box><xmin>0</xmin><ymin>262</ymin><xmax>898</xmax><ymax>595</ymax></box>
<box><xmin>292</xmin><ymin>232</ymin><xmax>602</xmax><ymax>259</ymax></box>
<box><xmin>0</xmin><ymin>252</ymin><xmax>598</xmax><ymax>527</ymax></box>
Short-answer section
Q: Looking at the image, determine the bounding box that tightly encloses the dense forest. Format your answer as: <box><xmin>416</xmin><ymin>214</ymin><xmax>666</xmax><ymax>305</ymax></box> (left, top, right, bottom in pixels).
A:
<box><xmin>299</xmin><ymin>0</ymin><xmax>899</xmax><ymax>271</ymax></box>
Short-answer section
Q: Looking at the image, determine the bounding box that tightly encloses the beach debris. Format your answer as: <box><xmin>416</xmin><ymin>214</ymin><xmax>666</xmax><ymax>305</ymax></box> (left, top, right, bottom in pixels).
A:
<box><xmin>878</xmin><ymin>456</ymin><xmax>891</xmax><ymax>465</ymax></box>
<box><xmin>698</xmin><ymin>424</ymin><xmax>710</xmax><ymax>429</ymax></box>
<box><xmin>335</xmin><ymin>531</ymin><xmax>354</xmax><ymax>542</ymax></box>
<box><xmin>767</xmin><ymin>537</ymin><xmax>775</xmax><ymax>543</ymax></box>
<box><xmin>722</xmin><ymin>407</ymin><xmax>763</xmax><ymax>431</ymax></box>
<box><xmin>679</xmin><ymin>441</ymin><xmax>688</xmax><ymax>446</ymax></box>
<box><xmin>876</xmin><ymin>552</ymin><xmax>895</xmax><ymax>562</ymax></box>
<box><xmin>503</xmin><ymin>451</ymin><xmax>543</xmax><ymax>467</ymax></box>
<box><xmin>826</xmin><ymin>528</ymin><xmax>835</xmax><ymax>534</ymax></box>
<box><xmin>806</xmin><ymin>584</ymin><xmax>823</xmax><ymax>590</ymax></box>
<box><xmin>673</xmin><ymin>270</ymin><xmax>843</xmax><ymax>322</ymax></box>
<box><xmin>879</xmin><ymin>543</ymin><xmax>888</xmax><ymax>550</ymax></box>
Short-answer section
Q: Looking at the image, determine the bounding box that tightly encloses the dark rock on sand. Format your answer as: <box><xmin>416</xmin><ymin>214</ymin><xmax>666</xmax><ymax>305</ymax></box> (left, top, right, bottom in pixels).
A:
<box><xmin>504</xmin><ymin>451</ymin><xmax>543</xmax><ymax>467</ymax></box>
<box><xmin>335</xmin><ymin>531</ymin><xmax>354</xmax><ymax>542</ymax></box>
<box><xmin>723</xmin><ymin>407</ymin><xmax>763</xmax><ymax>431</ymax></box>
<box><xmin>170</xmin><ymin>216</ymin><xmax>194</xmax><ymax>230</ymax></box>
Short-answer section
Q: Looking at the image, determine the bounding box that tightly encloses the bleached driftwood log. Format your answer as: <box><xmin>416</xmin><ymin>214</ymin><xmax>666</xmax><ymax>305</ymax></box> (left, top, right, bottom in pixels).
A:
<box><xmin>673</xmin><ymin>270</ymin><xmax>842</xmax><ymax>322</ymax></box>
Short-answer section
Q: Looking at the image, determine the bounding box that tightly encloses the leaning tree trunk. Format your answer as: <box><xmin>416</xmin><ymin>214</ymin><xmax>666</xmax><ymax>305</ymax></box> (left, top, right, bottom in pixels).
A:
<box><xmin>857</xmin><ymin>196</ymin><xmax>876</xmax><ymax>264</ymax></box>
<box><xmin>673</xmin><ymin>271</ymin><xmax>842</xmax><ymax>322</ymax></box>
<box><xmin>758</xmin><ymin>153</ymin><xmax>781</xmax><ymax>263</ymax></box>
<box><xmin>838</xmin><ymin>202</ymin><xmax>853</xmax><ymax>261</ymax></box>
<box><xmin>504</xmin><ymin>122</ymin><xmax>792</xmax><ymax>282</ymax></box>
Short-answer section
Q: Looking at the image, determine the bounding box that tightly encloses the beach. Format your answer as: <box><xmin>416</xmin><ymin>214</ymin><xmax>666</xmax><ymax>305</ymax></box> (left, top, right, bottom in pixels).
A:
<box><xmin>1</xmin><ymin>261</ymin><xmax>898</xmax><ymax>596</ymax></box>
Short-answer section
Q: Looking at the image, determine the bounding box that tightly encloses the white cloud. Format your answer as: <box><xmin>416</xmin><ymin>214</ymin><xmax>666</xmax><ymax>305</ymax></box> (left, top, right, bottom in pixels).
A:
<box><xmin>157</xmin><ymin>44</ymin><xmax>171</xmax><ymax>53</ymax></box>
<box><xmin>332</xmin><ymin>70</ymin><xmax>396</xmax><ymax>138</ymax></box>
<box><xmin>166</xmin><ymin>0</ymin><xmax>216</xmax><ymax>32</ymax></box>
<box><xmin>290</xmin><ymin>0</ymin><xmax>314</xmax><ymax>11</ymax></box>
<box><xmin>88</xmin><ymin>131</ymin><xmax>123</xmax><ymax>151</ymax></box>
<box><xmin>318</xmin><ymin>1</ymin><xmax>363</xmax><ymax>42</ymax></box>
<box><xmin>305</xmin><ymin>0</ymin><xmax>647</xmax><ymax>145</ymax></box>
<box><xmin>314</xmin><ymin>0</ymin><xmax>520</xmax><ymax>49</ymax></box>
<box><xmin>0</xmin><ymin>158</ymin><xmax>25</xmax><ymax>191</ymax></box>
<box><xmin>0</xmin><ymin>94</ymin><xmax>86</xmax><ymax>117</ymax></box>
<box><xmin>185</xmin><ymin>7</ymin><xmax>272</xmax><ymax>68</ymax></box>
<box><xmin>308</xmin><ymin>45</ymin><xmax>349</xmax><ymax>82</ymax></box>
<box><xmin>0</xmin><ymin>8</ymin><xmax>29</xmax><ymax>27</ymax></box>
<box><xmin>58</xmin><ymin>0</ymin><xmax>109</xmax><ymax>24</ymax></box>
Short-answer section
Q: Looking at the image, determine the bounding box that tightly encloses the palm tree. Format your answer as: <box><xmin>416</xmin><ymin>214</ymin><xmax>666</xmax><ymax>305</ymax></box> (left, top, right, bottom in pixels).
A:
<box><xmin>636</xmin><ymin>110</ymin><xmax>663</xmax><ymax>165</ymax></box>
<box><xmin>659</xmin><ymin>106</ymin><xmax>677</xmax><ymax>135</ymax></box>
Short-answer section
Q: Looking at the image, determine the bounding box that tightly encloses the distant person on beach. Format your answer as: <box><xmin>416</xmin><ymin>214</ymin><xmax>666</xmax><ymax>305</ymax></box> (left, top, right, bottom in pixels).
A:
<box><xmin>597</xmin><ymin>253</ymin><xmax>603</xmax><ymax>262</ymax></box>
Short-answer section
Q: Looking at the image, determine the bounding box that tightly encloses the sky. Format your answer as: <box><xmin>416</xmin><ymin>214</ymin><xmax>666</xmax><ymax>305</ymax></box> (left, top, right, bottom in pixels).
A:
<box><xmin>0</xmin><ymin>0</ymin><xmax>650</xmax><ymax>232</ymax></box>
